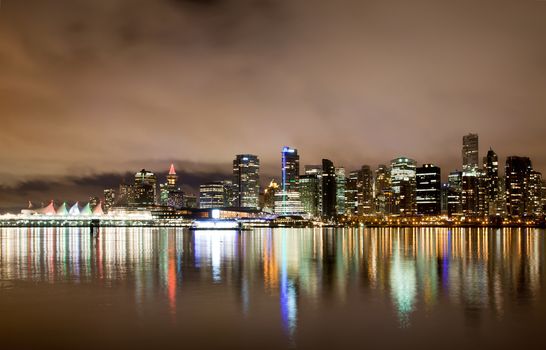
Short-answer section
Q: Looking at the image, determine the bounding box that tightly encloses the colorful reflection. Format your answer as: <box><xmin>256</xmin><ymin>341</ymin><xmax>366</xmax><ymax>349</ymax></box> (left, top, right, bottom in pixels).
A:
<box><xmin>0</xmin><ymin>227</ymin><xmax>544</xmax><ymax>338</ymax></box>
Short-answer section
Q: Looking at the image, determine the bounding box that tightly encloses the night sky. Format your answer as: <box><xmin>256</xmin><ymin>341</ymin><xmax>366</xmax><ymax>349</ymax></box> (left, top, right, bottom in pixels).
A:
<box><xmin>1</xmin><ymin>0</ymin><xmax>545</xmax><ymax>210</ymax></box>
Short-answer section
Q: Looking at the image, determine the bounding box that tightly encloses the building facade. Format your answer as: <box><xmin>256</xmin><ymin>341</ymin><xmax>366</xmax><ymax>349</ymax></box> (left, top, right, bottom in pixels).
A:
<box><xmin>233</xmin><ymin>154</ymin><xmax>260</xmax><ymax>209</ymax></box>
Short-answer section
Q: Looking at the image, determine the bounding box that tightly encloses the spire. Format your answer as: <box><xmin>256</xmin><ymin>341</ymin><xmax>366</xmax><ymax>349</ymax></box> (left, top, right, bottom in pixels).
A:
<box><xmin>169</xmin><ymin>163</ymin><xmax>176</xmax><ymax>175</ymax></box>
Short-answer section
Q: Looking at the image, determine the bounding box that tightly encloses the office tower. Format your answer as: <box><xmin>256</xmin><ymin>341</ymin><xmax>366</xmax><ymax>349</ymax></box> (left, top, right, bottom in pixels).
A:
<box><xmin>476</xmin><ymin>170</ymin><xmax>488</xmax><ymax>217</ymax></box>
<box><xmin>160</xmin><ymin>164</ymin><xmax>185</xmax><ymax>208</ymax></box>
<box><xmin>447</xmin><ymin>171</ymin><xmax>462</xmax><ymax>217</ymax></box>
<box><xmin>542</xmin><ymin>180</ymin><xmax>546</xmax><ymax>214</ymax></box>
<box><xmin>103</xmin><ymin>189</ymin><xmax>116</xmax><ymax>212</ymax></box>
<box><xmin>462</xmin><ymin>133</ymin><xmax>479</xmax><ymax>174</ymax></box>
<box><xmin>199</xmin><ymin>182</ymin><xmax>226</xmax><ymax>209</ymax></box>
<box><xmin>322</xmin><ymin>159</ymin><xmax>337</xmax><ymax>220</ymax></box>
<box><xmin>416</xmin><ymin>164</ymin><xmax>441</xmax><ymax>215</ymax></box>
<box><xmin>505</xmin><ymin>156</ymin><xmax>532</xmax><ymax>218</ymax></box>
<box><xmin>441</xmin><ymin>183</ymin><xmax>449</xmax><ymax>214</ymax></box>
<box><xmin>300</xmin><ymin>174</ymin><xmax>320</xmax><ymax>218</ymax></box>
<box><xmin>345</xmin><ymin>171</ymin><xmax>358</xmax><ymax>216</ymax></box>
<box><xmin>263</xmin><ymin>180</ymin><xmax>279</xmax><ymax>212</ymax></box>
<box><xmin>305</xmin><ymin>165</ymin><xmax>323</xmax><ymax>214</ymax></box>
<box><xmin>374</xmin><ymin>165</ymin><xmax>391</xmax><ymax>215</ymax></box>
<box><xmin>131</xmin><ymin>169</ymin><xmax>157</xmax><ymax>207</ymax></box>
<box><xmin>528</xmin><ymin>171</ymin><xmax>543</xmax><ymax>216</ymax></box>
<box><xmin>184</xmin><ymin>194</ymin><xmax>197</xmax><ymax>209</ymax></box>
<box><xmin>357</xmin><ymin>165</ymin><xmax>374</xmax><ymax>215</ymax></box>
<box><xmin>461</xmin><ymin>173</ymin><xmax>479</xmax><ymax>217</ymax></box>
<box><xmin>390</xmin><ymin>157</ymin><xmax>417</xmax><ymax>215</ymax></box>
<box><xmin>335</xmin><ymin>167</ymin><xmax>346</xmax><ymax>215</ymax></box>
<box><xmin>483</xmin><ymin>148</ymin><xmax>500</xmax><ymax>214</ymax></box>
<box><xmin>233</xmin><ymin>154</ymin><xmax>260</xmax><ymax>209</ymax></box>
<box><xmin>88</xmin><ymin>196</ymin><xmax>100</xmax><ymax>209</ymax></box>
<box><xmin>276</xmin><ymin>147</ymin><xmax>303</xmax><ymax>215</ymax></box>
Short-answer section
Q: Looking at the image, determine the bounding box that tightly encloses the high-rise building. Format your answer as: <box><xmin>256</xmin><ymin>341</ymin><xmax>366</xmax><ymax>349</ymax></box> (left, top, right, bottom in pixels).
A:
<box><xmin>505</xmin><ymin>156</ymin><xmax>532</xmax><ymax>218</ymax></box>
<box><xmin>299</xmin><ymin>174</ymin><xmax>320</xmax><ymax>218</ymax></box>
<box><xmin>416</xmin><ymin>164</ymin><xmax>441</xmax><ymax>215</ymax></box>
<box><xmin>462</xmin><ymin>133</ymin><xmax>479</xmax><ymax>174</ymax></box>
<box><xmin>103</xmin><ymin>189</ymin><xmax>116</xmax><ymax>212</ymax></box>
<box><xmin>345</xmin><ymin>171</ymin><xmax>358</xmax><ymax>216</ymax></box>
<box><xmin>357</xmin><ymin>165</ymin><xmax>374</xmax><ymax>215</ymax></box>
<box><xmin>131</xmin><ymin>169</ymin><xmax>157</xmax><ymax>207</ymax></box>
<box><xmin>276</xmin><ymin>147</ymin><xmax>303</xmax><ymax>215</ymax></box>
<box><xmin>390</xmin><ymin>157</ymin><xmax>417</xmax><ymax>215</ymax></box>
<box><xmin>335</xmin><ymin>167</ymin><xmax>346</xmax><ymax>215</ymax></box>
<box><xmin>305</xmin><ymin>165</ymin><xmax>323</xmax><ymax>214</ymax></box>
<box><xmin>233</xmin><ymin>154</ymin><xmax>260</xmax><ymax>209</ymax></box>
<box><xmin>160</xmin><ymin>164</ymin><xmax>184</xmax><ymax>209</ymax></box>
<box><xmin>321</xmin><ymin>159</ymin><xmax>337</xmax><ymax>220</ymax></box>
<box><xmin>528</xmin><ymin>171</ymin><xmax>543</xmax><ymax>217</ymax></box>
<box><xmin>483</xmin><ymin>148</ymin><xmax>500</xmax><ymax>215</ymax></box>
<box><xmin>461</xmin><ymin>173</ymin><xmax>479</xmax><ymax>217</ymax></box>
<box><xmin>199</xmin><ymin>182</ymin><xmax>226</xmax><ymax>209</ymax></box>
<box><xmin>374</xmin><ymin>165</ymin><xmax>391</xmax><ymax>215</ymax></box>
<box><xmin>447</xmin><ymin>171</ymin><xmax>462</xmax><ymax>217</ymax></box>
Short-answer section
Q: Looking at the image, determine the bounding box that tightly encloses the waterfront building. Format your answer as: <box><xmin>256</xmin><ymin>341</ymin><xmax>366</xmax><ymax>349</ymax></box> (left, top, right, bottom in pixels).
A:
<box><xmin>461</xmin><ymin>173</ymin><xmax>479</xmax><ymax>217</ymax></box>
<box><xmin>345</xmin><ymin>171</ymin><xmax>358</xmax><ymax>216</ymax></box>
<box><xmin>199</xmin><ymin>182</ymin><xmax>226</xmax><ymax>209</ymax></box>
<box><xmin>528</xmin><ymin>171</ymin><xmax>544</xmax><ymax>216</ymax></box>
<box><xmin>300</xmin><ymin>174</ymin><xmax>320</xmax><ymax>218</ymax></box>
<box><xmin>483</xmin><ymin>148</ymin><xmax>500</xmax><ymax>215</ymax></box>
<box><xmin>233</xmin><ymin>154</ymin><xmax>260</xmax><ymax>209</ymax></box>
<box><xmin>441</xmin><ymin>183</ymin><xmax>449</xmax><ymax>214</ymax></box>
<box><xmin>305</xmin><ymin>165</ymin><xmax>323</xmax><ymax>214</ymax></box>
<box><xmin>160</xmin><ymin>164</ymin><xmax>185</xmax><ymax>209</ymax></box>
<box><xmin>103</xmin><ymin>189</ymin><xmax>116</xmax><ymax>212</ymax></box>
<box><xmin>416</xmin><ymin>164</ymin><xmax>441</xmax><ymax>216</ymax></box>
<box><xmin>335</xmin><ymin>167</ymin><xmax>346</xmax><ymax>215</ymax></box>
<box><xmin>184</xmin><ymin>194</ymin><xmax>198</xmax><ymax>209</ymax></box>
<box><xmin>447</xmin><ymin>171</ymin><xmax>463</xmax><ymax>217</ymax></box>
<box><xmin>462</xmin><ymin>133</ymin><xmax>479</xmax><ymax>174</ymax></box>
<box><xmin>131</xmin><ymin>169</ymin><xmax>157</xmax><ymax>207</ymax></box>
<box><xmin>321</xmin><ymin>159</ymin><xmax>337</xmax><ymax>220</ymax></box>
<box><xmin>263</xmin><ymin>180</ymin><xmax>279</xmax><ymax>213</ymax></box>
<box><xmin>221</xmin><ymin>180</ymin><xmax>236</xmax><ymax>207</ymax></box>
<box><xmin>374</xmin><ymin>165</ymin><xmax>391</xmax><ymax>215</ymax></box>
<box><xmin>505</xmin><ymin>156</ymin><xmax>532</xmax><ymax>218</ymax></box>
<box><xmin>276</xmin><ymin>147</ymin><xmax>303</xmax><ymax>215</ymax></box>
<box><xmin>357</xmin><ymin>165</ymin><xmax>374</xmax><ymax>215</ymax></box>
<box><xmin>390</xmin><ymin>157</ymin><xmax>417</xmax><ymax>215</ymax></box>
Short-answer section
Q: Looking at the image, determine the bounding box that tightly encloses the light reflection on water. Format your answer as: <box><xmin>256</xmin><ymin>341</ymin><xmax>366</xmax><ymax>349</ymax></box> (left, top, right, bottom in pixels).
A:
<box><xmin>0</xmin><ymin>227</ymin><xmax>544</xmax><ymax>349</ymax></box>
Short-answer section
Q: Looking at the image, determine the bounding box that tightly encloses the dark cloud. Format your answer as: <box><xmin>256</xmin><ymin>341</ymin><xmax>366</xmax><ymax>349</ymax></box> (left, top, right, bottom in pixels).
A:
<box><xmin>0</xmin><ymin>0</ymin><xmax>545</xmax><ymax>209</ymax></box>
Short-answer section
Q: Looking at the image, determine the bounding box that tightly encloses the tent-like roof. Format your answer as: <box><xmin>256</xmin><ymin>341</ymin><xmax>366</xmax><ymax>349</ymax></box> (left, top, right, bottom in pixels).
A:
<box><xmin>81</xmin><ymin>203</ymin><xmax>93</xmax><ymax>215</ymax></box>
<box><xmin>39</xmin><ymin>200</ymin><xmax>56</xmax><ymax>215</ymax></box>
<box><xmin>69</xmin><ymin>202</ymin><xmax>80</xmax><ymax>215</ymax></box>
<box><xmin>56</xmin><ymin>202</ymin><xmax>69</xmax><ymax>215</ymax></box>
<box><xmin>92</xmin><ymin>201</ymin><xmax>104</xmax><ymax>215</ymax></box>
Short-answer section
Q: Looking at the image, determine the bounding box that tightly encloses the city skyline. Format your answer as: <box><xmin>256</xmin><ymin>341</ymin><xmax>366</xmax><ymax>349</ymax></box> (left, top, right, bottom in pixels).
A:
<box><xmin>1</xmin><ymin>0</ymin><xmax>546</xmax><ymax>211</ymax></box>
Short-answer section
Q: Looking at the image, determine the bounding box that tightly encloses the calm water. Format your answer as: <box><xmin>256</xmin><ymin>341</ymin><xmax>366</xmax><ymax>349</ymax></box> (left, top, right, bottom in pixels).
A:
<box><xmin>0</xmin><ymin>228</ymin><xmax>545</xmax><ymax>349</ymax></box>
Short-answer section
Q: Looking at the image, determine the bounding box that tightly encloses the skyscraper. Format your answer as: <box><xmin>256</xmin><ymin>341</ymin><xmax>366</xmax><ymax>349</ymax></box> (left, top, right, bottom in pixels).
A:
<box><xmin>505</xmin><ymin>156</ymin><xmax>532</xmax><ymax>218</ymax></box>
<box><xmin>263</xmin><ymin>180</ymin><xmax>279</xmax><ymax>213</ymax></box>
<box><xmin>335</xmin><ymin>167</ymin><xmax>346</xmax><ymax>215</ymax></box>
<box><xmin>357</xmin><ymin>165</ymin><xmax>374</xmax><ymax>215</ymax></box>
<box><xmin>374</xmin><ymin>164</ymin><xmax>391</xmax><ymax>215</ymax></box>
<box><xmin>103</xmin><ymin>188</ymin><xmax>116</xmax><ymax>212</ymax></box>
<box><xmin>321</xmin><ymin>159</ymin><xmax>337</xmax><ymax>220</ymax></box>
<box><xmin>160</xmin><ymin>164</ymin><xmax>184</xmax><ymax>209</ymax></box>
<box><xmin>345</xmin><ymin>171</ymin><xmax>358</xmax><ymax>216</ymax></box>
<box><xmin>300</xmin><ymin>174</ymin><xmax>320</xmax><ymax>218</ymax></box>
<box><xmin>132</xmin><ymin>169</ymin><xmax>157</xmax><ymax>207</ymax></box>
<box><xmin>416</xmin><ymin>164</ymin><xmax>441</xmax><ymax>215</ymax></box>
<box><xmin>390</xmin><ymin>157</ymin><xmax>417</xmax><ymax>215</ymax></box>
<box><xmin>528</xmin><ymin>170</ymin><xmax>543</xmax><ymax>217</ymax></box>
<box><xmin>462</xmin><ymin>133</ymin><xmax>479</xmax><ymax>174</ymax></box>
<box><xmin>276</xmin><ymin>147</ymin><xmax>303</xmax><ymax>215</ymax></box>
<box><xmin>483</xmin><ymin>148</ymin><xmax>500</xmax><ymax>215</ymax></box>
<box><xmin>447</xmin><ymin>171</ymin><xmax>462</xmax><ymax>217</ymax></box>
<box><xmin>233</xmin><ymin>154</ymin><xmax>260</xmax><ymax>209</ymax></box>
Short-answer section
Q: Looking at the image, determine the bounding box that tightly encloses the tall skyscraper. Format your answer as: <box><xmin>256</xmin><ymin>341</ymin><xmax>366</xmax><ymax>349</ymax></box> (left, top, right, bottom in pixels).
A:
<box><xmin>276</xmin><ymin>147</ymin><xmax>303</xmax><ymax>215</ymax></box>
<box><xmin>335</xmin><ymin>167</ymin><xmax>346</xmax><ymax>215</ymax></box>
<box><xmin>416</xmin><ymin>164</ymin><xmax>441</xmax><ymax>215</ymax></box>
<box><xmin>160</xmin><ymin>164</ymin><xmax>184</xmax><ymax>209</ymax></box>
<box><xmin>132</xmin><ymin>169</ymin><xmax>157</xmax><ymax>207</ymax></box>
<box><xmin>390</xmin><ymin>157</ymin><xmax>417</xmax><ymax>215</ymax></box>
<box><xmin>462</xmin><ymin>133</ymin><xmax>479</xmax><ymax>174</ymax></box>
<box><xmin>483</xmin><ymin>148</ymin><xmax>500</xmax><ymax>215</ymax></box>
<box><xmin>321</xmin><ymin>159</ymin><xmax>337</xmax><ymax>220</ymax></box>
<box><xmin>233</xmin><ymin>154</ymin><xmax>260</xmax><ymax>209</ymax></box>
<box><xmin>300</xmin><ymin>174</ymin><xmax>320</xmax><ymax>218</ymax></box>
<box><xmin>505</xmin><ymin>156</ymin><xmax>532</xmax><ymax>218</ymax></box>
<box><xmin>528</xmin><ymin>170</ymin><xmax>543</xmax><ymax>217</ymax></box>
<box><xmin>345</xmin><ymin>171</ymin><xmax>358</xmax><ymax>216</ymax></box>
<box><xmin>357</xmin><ymin>165</ymin><xmax>374</xmax><ymax>215</ymax></box>
<box><xmin>374</xmin><ymin>164</ymin><xmax>391</xmax><ymax>215</ymax></box>
<box><xmin>447</xmin><ymin>171</ymin><xmax>462</xmax><ymax>217</ymax></box>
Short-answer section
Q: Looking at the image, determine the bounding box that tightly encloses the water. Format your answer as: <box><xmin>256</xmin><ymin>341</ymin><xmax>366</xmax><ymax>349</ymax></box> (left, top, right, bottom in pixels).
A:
<box><xmin>0</xmin><ymin>228</ymin><xmax>545</xmax><ymax>349</ymax></box>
